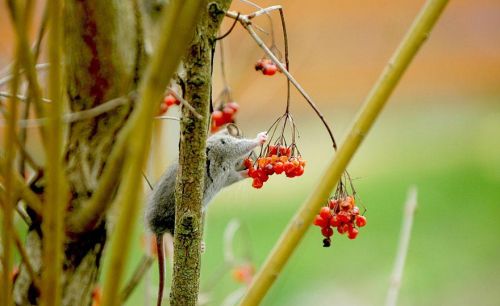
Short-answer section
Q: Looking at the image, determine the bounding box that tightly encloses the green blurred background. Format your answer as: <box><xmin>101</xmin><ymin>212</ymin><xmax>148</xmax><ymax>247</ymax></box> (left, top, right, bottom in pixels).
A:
<box><xmin>2</xmin><ymin>0</ymin><xmax>499</xmax><ymax>305</ymax></box>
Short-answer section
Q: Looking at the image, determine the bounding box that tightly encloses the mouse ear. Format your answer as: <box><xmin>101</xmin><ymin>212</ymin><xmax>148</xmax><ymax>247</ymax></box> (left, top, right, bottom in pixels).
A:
<box><xmin>226</xmin><ymin>123</ymin><xmax>241</xmax><ymax>137</ymax></box>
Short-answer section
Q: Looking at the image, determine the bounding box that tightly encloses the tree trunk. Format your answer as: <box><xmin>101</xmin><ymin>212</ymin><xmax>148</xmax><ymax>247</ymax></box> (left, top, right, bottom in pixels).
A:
<box><xmin>13</xmin><ymin>1</ymin><xmax>143</xmax><ymax>305</ymax></box>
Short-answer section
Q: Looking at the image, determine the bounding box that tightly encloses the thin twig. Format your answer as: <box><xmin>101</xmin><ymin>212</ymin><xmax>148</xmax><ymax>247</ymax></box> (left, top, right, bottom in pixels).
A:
<box><xmin>0</xmin><ymin>158</ymin><xmax>44</xmax><ymax>215</ymax></box>
<box><xmin>13</xmin><ymin>229</ymin><xmax>41</xmax><ymax>290</ymax></box>
<box><xmin>237</xmin><ymin>1</ymin><xmax>449</xmax><ymax>304</ymax></box>
<box><xmin>167</xmin><ymin>89</ymin><xmax>202</xmax><ymax>120</ymax></box>
<box><xmin>0</xmin><ymin>95</ymin><xmax>129</xmax><ymax>128</ymax></box>
<box><xmin>226</xmin><ymin>10</ymin><xmax>337</xmax><ymax>150</ymax></box>
<box><xmin>0</xmin><ymin>92</ymin><xmax>51</xmax><ymax>103</ymax></box>
<box><xmin>0</xmin><ymin>63</ymin><xmax>50</xmax><ymax>88</ymax></box>
<box><xmin>385</xmin><ymin>187</ymin><xmax>418</xmax><ymax>306</ymax></box>
<box><xmin>121</xmin><ymin>255</ymin><xmax>154</xmax><ymax>303</ymax></box>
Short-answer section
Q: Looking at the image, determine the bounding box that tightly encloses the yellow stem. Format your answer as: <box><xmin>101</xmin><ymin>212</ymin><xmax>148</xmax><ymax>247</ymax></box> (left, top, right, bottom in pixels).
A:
<box><xmin>239</xmin><ymin>0</ymin><xmax>449</xmax><ymax>304</ymax></box>
<box><xmin>1</xmin><ymin>54</ymin><xmax>20</xmax><ymax>306</ymax></box>
<box><xmin>40</xmin><ymin>0</ymin><xmax>67</xmax><ymax>305</ymax></box>
<box><xmin>100</xmin><ymin>2</ymin><xmax>203</xmax><ymax>306</ymax></box>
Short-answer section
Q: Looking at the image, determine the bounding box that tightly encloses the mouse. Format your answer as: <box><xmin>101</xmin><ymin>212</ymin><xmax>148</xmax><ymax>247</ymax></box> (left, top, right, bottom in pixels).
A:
<box><xmin>145</xmin><ymin>124</ymin><xmax>267</xmax><ymax>306</ymax></box>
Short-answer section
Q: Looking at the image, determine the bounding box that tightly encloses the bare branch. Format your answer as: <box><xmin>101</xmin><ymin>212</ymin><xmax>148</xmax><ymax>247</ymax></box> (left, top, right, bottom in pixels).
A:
<box><xmin>13</xmin><ymin>230</ymin><xmax>40</xmax><ymax>290</ymax></box>
<box><xmin>121</xmin><ymin>255</ymin><xmax>154</xmax><ymax>303</ymax></box>
<box><xmin>385</xmin><ymin>187</ymin><xmax>418</xmax><ymax>306</ymax></box>
<box><xmin>225</xmin><ymin>9</ymin><xmax>337</xmax><ymax>150</ymax></box>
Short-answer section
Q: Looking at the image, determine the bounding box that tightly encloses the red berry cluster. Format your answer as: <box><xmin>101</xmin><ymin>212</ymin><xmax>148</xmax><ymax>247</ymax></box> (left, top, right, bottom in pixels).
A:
<box><xmin>313</xmin><ymin>196</ymin><xmax>367</xmax><ymax>247</ymax></box>
<box><xmin>211</xmin><ymin>101</ymin><xmax>239</xmax><ymax>132</ymax></box>
<box><xmin>255</xmin><ymin>58</ymin><xmax>280</xmax><ymax>76</ymax></box>
<box><xmin>244</xmin><ymin>145</ymin><xmax>306</xmax><ymax>189</ymax></box>
<box><xmin>158</xmin><ymin>93</ymin><xmax>180</xmax><ymax>115</ymax></box>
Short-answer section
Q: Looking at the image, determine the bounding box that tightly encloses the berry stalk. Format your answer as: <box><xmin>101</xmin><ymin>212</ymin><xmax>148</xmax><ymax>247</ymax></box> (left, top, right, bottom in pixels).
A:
<box><xmin>239</xmin><ymin>0</ymin><xmax>449</xmax><ymax>304</ymax></box>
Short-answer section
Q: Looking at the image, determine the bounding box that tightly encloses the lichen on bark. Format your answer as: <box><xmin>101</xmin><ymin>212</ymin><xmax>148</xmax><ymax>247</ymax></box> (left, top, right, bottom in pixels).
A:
<box><xmin>170</xmin><ymin>1</ymin><xmax>232</xmax><ymax>305</ymax></box>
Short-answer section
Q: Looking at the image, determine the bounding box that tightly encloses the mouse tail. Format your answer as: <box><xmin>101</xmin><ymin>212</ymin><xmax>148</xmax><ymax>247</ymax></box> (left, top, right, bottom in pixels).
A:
<box><xmin>156</xmin><ymin>234</ymin><xmax>165</xmax><ymax>306</ymax></box>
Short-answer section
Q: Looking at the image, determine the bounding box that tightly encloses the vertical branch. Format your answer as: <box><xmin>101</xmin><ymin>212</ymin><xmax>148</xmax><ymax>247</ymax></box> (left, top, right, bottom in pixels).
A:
<box><xmin>99</xmin><ymin>2</ymin><xmax>204</xmax><ymax>306</ymax></box>
<box><xmin>40</xmin><ymin>0</ymin><xmax>67</xmax><ymax>305</ymax></box>
<box><xmin>170</xmin><ymin>1</ymin><xmax>231</xmax><ymax>305</ymax></box>
<box><xmin>385</xmin><ymin>187</ymin><xmax>418</xmax><ymax>306</ymax></box>
<box><xmin>239</xmin><ymin>1</ymin><xmax>449</xmax><ymax>305</ymax></box>
<box><xmin>1</xmin><ymin>53</ymin><xmax>20</xmax><ymax>306</ymax></box>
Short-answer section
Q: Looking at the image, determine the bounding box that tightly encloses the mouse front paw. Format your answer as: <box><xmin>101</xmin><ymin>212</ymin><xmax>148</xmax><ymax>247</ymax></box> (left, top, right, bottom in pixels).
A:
<box><xmin>256</xmin><ymin>132</ymin><xmax>268</xmax><ymax>144</ymax></box>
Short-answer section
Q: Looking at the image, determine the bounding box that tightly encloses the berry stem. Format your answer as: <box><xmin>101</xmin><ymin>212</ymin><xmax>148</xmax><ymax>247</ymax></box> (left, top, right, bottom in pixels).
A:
<box><xmin>237</xmin><ymin>1</ymin><xmax>449</xmax><ymax>304</ymax></box>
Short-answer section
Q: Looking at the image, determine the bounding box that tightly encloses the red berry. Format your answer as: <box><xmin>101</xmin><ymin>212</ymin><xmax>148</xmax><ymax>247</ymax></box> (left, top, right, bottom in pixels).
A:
<box><xmin>227</xmin><ymin>102</ymin><xmax>239</xmax><ymax>112</ymax></box>
<box><xmin>355</xmin><ymin>215</ymin><xmax>367</xmax><ymax>227</ymax></box>
<box><xmin>313</xmin><ymin>215</ymin><xmax>328</xmax><ymax>228</ymax></box>
<box><xmin>264</xmin><ymin>164</ymin><xmax>275</xmax><ymax>175</ymax></box>
<box><xmin>279</xmin><ymin>146</ymin><xmax>291</xmax><ymax>157</ymax></box>
<box><xmin>243</xmin><ymin>158</ymin><xmax>253</xmax><ymax>169</ymax></box>
<box><xmin>255</xmin><ymin>59</ymin><xmax>265</xmax><ymax>71</ymax></box>
<box><xmin>321</xmin><ymin>227</ymin><xmax>334</xmax><ymax>238</ymax></box>
<box><xmin>338</xmin><ymin>211</ymin><xmax>351</xmax><ymax>223</ymax></box>
<box><xmin>252</xmin><ymin>178</ymin><xmax>263</xmax><ymax>189</ymax></box>
<box><xmin>222</xmin><ymin>106</ymin><xmax>235</xmax><ymax>121</ymax></box>
<box><xmin>164</xmin><ymin>94</ymin><xmax>178</xmax><ymax>106</ymax></box>
<box><xmin>294</xmin><ymin>165</ymin><xmax>304</xmax><ymax>176</ymax></box>
<box><xmin>330</xmin><ymin>215</ymin><xmax>340</xmax><ymax>227</ymax></box>
<box><xmin>262</xmin><ymin>63</ymin><xmax>278</xmax><ymax>76</ymax></box>
<box><xmin>348</xmin><ymin>228</ymin><xmax>359</xmax><ymax>240</ymax></box>
<box><xmin>267</xmin><ymin>145</ymin><xmax>278</xmax><ymax>156</ymax></box>
<box><xmin>285</xmin><ymin>168</ymin><xmax>296</xmax><ymax>178</ymax></box>
<box><xmin>319</xmin><ymin>207</ymin><xmax>331</xmax><ymax>220</ymax></box>
<box><xmin>352</xmin><ymin>206</ymin><xmax>360</xmax><ymax>215</ymax></box>
<box><xmin>247</xmin><ymin>167</ymin><xmax>257</xmax><ymax>178</ymax></box>
<box><xmin>273</xmin><ymin>162</ymin><xmax>284</xmax><ymax>174</ymax></box>
<box><xmin>329</xmin><ymin>198</ymin><xmax>339</xmax><ymax>210</ymax></box>
<box><xmin>256</xmin><ymin>169</ymin><xmax>269</xmax><ymax>182</ymax></box>
<box><xmin>158</xmin><ymin>102</ymin><xmax>168</xmax><ymax>115</ymax></box>
<box><xmin>212</xmin><ymin>110</ymin><xmax>224</xmax><ymax>126</ymax></box>
<box><xmin>337</xmin><ymin>223</ymin><xmax>349</xmax><ymax>234</ymax></box>
<box><xmin>340</xmin><ymin>199</ymin><xmax>352</xmax><ymax>211</ymax></box>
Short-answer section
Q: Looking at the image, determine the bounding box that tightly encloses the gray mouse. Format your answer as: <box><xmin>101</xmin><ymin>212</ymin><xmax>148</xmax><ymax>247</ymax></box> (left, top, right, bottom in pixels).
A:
<box><xmin>145</xmin><ymin>124</ymin><xmax>267</xmax><ymax>306</ymax></box>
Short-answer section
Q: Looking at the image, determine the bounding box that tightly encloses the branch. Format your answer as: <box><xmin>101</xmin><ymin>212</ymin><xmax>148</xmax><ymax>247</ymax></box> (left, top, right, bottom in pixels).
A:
<box><xmin>226</xmin><ymin>9</ymin><xmax>337</xmax><ymax>150</ymax></box>
<box><xmin>13</xmin><ymin>229</ymin><xmax>41</xmax><ymax>290</ymax></box>
<box><xmin>5</xmin><ymin>3</ymin><xmax>47</xmax><ymax>142</ymax></box>
<box><xmin>0</xmin><ymin>156</ymin><xmax>43</xmax><ymax>215</ymax></box>
<box><xmin>385</xmin><ymin>187</ymin><xmax>418</xmax><ymax>306</ymax></box>
<box><xmin>170</xmin><ymin>1</ymin><xmax>232</xmax><ymax>305</ymax></box>
<box><xmin>121</xmin><ymin>255</ymin><xmax>154</xmax><ymax>303</ymax></box>
<box><xmin>40</xmin><ymin>0</ymin><xmax>67</xmax><ymax>304</ymax></box>
<box><xmin>238</xmin><ymin>1</ymin><xmax>449</xmax><ymax>304</ymax></box>
<box><xmin>99</xmin><ymin>2</ymin><xmax>204</xmax><ymax>306</ymax></box>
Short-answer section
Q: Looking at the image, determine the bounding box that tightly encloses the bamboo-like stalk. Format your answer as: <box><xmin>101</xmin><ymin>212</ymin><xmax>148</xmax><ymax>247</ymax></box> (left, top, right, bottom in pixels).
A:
<box><xmin>100</xmin><ymin>2</ymin><xmax>203</xmax><ymax>306</ymax></box>
<box><xmin>40</xmin><ymin>0</ymin><xmax>67</xmax><ymax>305</ymax></box>
<box><xmin>6</xmin><ymin>0</ymin><xmax>46</xmax><ymax>137</ymax></box>
<box><xmin>239</xmin><ymin>1</ymin><xmax>449</xmax><ymax>304</ymax></box>
<box><xmin>1</xmin><ymin>53</ymin><xmax>20</xmax><ymax>306</ymax></box>
<box><xmin>385</xmin><ymin>187</ymin><xmax>418</xmax><ymax>306</ymax></box>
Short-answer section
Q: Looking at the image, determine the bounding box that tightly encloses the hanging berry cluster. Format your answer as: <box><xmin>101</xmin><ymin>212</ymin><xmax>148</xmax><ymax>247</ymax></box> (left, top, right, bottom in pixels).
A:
<box><xmin>313</xmin><ymin>174</ymin><xmax>366</xmax><ymax>247</ymax></box>
<box><xmin>158</xmin><ymin>93</ymin><xmax>180</xmax><ymax>115</ymax></box>
<box><xmin>244</xmin><ymin>144</ymin><xmax>306</xmax><ymax>189</ymax></box>
<box><xmin>243</xmin><ymin>112</ymin><xmax>306</xmax><ymax>188</ymax></box>
<box><xmin>211</xmin><ymin>101</ymin><xmax>240</xmax><ymax>132</ymax></box>
<box><xmin>255</xmin><ymin>58</ymin><xmax>280</xmax><ymax>76</ymax></box>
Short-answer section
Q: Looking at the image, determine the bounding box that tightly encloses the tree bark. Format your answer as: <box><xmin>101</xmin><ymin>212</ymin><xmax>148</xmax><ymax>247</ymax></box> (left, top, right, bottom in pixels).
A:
<box><xmin>13</xmin><ymin>1</ymin><xmax>144</xmax><ymax>305</ymax></box>
<box><xmin>170</xmin><ymin>1</ymin><xmax>232</xmax><ymax>305</ymax></box>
